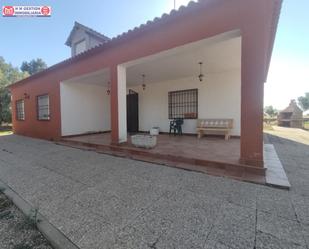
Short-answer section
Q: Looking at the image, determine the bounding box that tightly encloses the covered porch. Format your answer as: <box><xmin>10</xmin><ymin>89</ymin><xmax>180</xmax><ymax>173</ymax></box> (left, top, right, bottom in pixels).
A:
<box><xmin>115</xmin><ymin>31</ymin><xmax>242</xmax><ymax>141</ymax></box>
<box><xmin>58</xmin><ymin>31</ymin><xmax>254</xmax><ymax>174</ymax></box>
<box><xmin>58</xmin><ymin>24</ymin><xmax>269</xmax><ymax>179</ymax></box>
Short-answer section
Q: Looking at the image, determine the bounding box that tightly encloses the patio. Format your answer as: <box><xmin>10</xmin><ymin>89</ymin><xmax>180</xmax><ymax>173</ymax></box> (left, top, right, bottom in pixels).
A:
<box><xmin>63</xmin><ymin>133</ymin><xmax>239</xmax><ymax>162</ymax></box>
<box><xmin>60</xmin><ymin>133</ymin><xmax>268</xmax><ymax>183</ymax></box>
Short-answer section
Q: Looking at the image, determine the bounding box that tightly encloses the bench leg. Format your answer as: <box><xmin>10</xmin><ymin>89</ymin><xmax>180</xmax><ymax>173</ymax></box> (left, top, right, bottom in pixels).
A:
<box><xmin>225</xmin><ymin>132</ymin><xmax>230</xmax><ymax>140</ymax></box>
<box><xmin>197</xmin><ymin>131</ymin><xmax>202</xmax><ymax>139</ymax></box>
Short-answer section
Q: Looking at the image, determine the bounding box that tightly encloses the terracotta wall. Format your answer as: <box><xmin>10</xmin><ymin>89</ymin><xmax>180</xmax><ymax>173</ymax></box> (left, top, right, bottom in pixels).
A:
<box><xmin>11</xmin><ymin>75</ymin><xmax>61</xmax><ymax>140</ymax></box>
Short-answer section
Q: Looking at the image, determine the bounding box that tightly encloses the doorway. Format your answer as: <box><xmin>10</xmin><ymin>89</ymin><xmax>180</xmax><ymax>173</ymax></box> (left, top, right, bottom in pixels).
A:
<box><xmin>127</xmin><ymin>89</ymin><xmax>139</xmax><ymax>133</ymax></box>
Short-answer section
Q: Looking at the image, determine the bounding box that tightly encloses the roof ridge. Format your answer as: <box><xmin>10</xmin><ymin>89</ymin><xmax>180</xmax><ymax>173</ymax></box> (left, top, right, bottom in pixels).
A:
<box><xmin>74</xmin><ymin>21</ymin><xmax>110</xmax><ymax>41</ymax></box>
<box><xmin>110</xmin><ymin>0</ymin><xmax>200</xmax><ymax>41</ymax></box>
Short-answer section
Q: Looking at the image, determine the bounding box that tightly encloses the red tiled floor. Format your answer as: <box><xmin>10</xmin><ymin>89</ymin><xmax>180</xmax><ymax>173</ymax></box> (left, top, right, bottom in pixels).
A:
<box><xmin>64</xmin><ymin>133</ymin><xmax>240</xmax><ymax>165</ymax></box>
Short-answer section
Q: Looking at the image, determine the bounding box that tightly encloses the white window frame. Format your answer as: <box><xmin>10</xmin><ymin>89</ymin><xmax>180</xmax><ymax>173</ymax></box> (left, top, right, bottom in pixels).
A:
<box><xmin>16</xmin><ymin>99</ymin><xmax>25</xmax><ymax>121</ymax></box>
<box><xmin>37</xmin><ymin>94</ymin><xmax>50</xmax><ymax>121</ymax></box>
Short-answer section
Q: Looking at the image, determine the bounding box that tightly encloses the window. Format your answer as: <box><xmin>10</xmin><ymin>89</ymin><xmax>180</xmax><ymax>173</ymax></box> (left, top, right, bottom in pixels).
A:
<box><xmin>74</xmin><ymin>39</ymin><xmax>86</xmax><ymax>55</ymax></box>
<box><xmin>168</xmin><ymin>89</ymin><xmax>198</xmax><ymax>119</ymax></box>
<box><xmin>37</xmin><ymin>95</ymin><xmax>50</xmax><ymax>120</ymax></box>
<box><xmin>16</xmin><ymin>99</ymin><xmax>25</xmax><ymax>121</ymax></box>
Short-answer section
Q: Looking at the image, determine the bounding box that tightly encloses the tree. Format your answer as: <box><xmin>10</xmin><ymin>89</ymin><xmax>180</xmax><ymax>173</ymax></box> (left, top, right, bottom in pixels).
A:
<box><xmin>21</xmin><ymin>58</ymin><xmax>47</xmax><ymax>75</ymax></box>
<box><xmin>0</xmin><ymin>88</ymin><xmax>11</xmax><ymax>123</ymax></box>
<box><xmin>298</xmin><ymin>92</ymin><xmax>309</xmax><ymax>111</ymax></box>
<box><xmin>0</xmin><ymin>57</ymin><xmax>28</xmax><ymax>124</ymax></box>
<box><xmin>264</xmin><ymin>105</ymin><xmax>278</xmax><ymax>117</ymax></box>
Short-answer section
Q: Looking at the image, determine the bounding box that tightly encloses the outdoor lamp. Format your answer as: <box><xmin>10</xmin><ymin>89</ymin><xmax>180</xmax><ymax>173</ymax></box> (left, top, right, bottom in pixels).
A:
<box><xmin>142</xmin><ymin>74</ymin><xmax>146</xmax><ymax>90</ymax></box>
<box><xmin>24</xmin><ymin>93</ymin><xmax>30</xmax><ymax>99</ymax></box>
<box><xmin>106</xmin><ymin>81</ymin><xmax>111</xmax><ymax>95</ymax></box>
<box><xmin>198</xmin><ymin>62</ymin><xmax>204</xmax><ymax>82</ymax></box>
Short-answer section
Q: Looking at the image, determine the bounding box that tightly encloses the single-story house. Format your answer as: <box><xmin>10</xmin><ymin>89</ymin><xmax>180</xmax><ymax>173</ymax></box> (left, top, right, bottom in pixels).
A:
<box><xmin>9</xmin><ymin>0</ymin><xmax>282</xmax><ymax>174</ymax></box>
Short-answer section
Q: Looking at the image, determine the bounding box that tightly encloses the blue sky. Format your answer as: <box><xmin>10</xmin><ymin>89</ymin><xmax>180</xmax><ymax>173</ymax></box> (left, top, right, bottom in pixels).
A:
<box><xmin>264</xmin><ymin>0</ymin><xmax>309</xmax><ymax>109</ymax></box>
<box><xmin>0</xmin><ymin>0</ymin><xmax>308</xmax><ymax>109</ymax></box>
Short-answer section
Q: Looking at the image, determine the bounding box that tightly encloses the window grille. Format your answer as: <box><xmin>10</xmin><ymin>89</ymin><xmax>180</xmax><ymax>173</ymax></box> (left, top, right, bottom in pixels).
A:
<box><xmin>16</xmin><ymin>99</ymin><xmax>25</xmax><ymax>120</ymax></box>
<box><xmin>168</xmin><ymin>89</ymin><xmax>198</xmax><ymax>119</ymax></box>
<box><xmin>37</xmin><ymin>95</ymin><xmax>50</xmax><ymax>120</ymax></box>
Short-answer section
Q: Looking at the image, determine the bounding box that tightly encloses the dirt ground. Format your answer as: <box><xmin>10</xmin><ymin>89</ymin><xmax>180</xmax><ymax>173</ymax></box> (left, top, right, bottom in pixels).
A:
<box><xmin>264</xmin><ymin>125</ymin><xmax>309</xmax><ymax>145</ymax></box>
<box><xmin>0</xmin><ymin>126</ymin><xmax>12</xmax><ymax>136</ymax></box>
<box><xmin>0</xmin><ymin>190</ymin><xmax>53</xmax><ymax>249</ymax></box>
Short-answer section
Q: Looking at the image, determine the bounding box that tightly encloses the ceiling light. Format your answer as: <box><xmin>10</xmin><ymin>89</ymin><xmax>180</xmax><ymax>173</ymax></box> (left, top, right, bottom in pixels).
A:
<box><xmin>106</xmin><ymin>81</ymin><xmax>111</xmax><ymax>95</ymax></box>
<box><xmin>198</xmin><ymin>62</ymin><xmax>204</xmax><ymax>82</ymax></box>
<box><xmin>142</xmin><ymin>74</ymin><xmax>146</xmax><ymax>90</ymax></box>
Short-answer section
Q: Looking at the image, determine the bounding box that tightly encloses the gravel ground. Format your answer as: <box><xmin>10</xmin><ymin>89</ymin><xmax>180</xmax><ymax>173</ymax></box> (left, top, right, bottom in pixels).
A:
<box><xmin>0</xmin><ymin>191</ymin><xmax>53</xmax><ymax>249</ymax></box>
<box><xmin>0</xmin><ymin>134</ymin><xmax>308</xmax><ymax>249</ymax></box>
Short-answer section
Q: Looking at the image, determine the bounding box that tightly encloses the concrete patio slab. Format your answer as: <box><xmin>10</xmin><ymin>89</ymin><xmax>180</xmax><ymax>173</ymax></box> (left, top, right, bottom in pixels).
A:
<box><xmin>0</xmin><ymin>134</ymin><xmax>308</xmax><ymax>249</ymax></box>
<box><xmin>264</xmin><ymin>144</ymin><xmax>291</xmax><ymax>189</ymax></box>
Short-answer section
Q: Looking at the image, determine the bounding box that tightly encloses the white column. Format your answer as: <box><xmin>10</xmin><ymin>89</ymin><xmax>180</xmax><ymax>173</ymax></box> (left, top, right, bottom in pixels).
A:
<box><xmin>117</xmin><ymin>65</ymin><xmax>127</xmax><ymax>143</ymax></box>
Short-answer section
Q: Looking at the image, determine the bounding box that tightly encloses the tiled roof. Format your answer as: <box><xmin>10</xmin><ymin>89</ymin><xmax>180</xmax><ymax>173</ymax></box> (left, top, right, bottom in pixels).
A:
<box><xmin>65</xmin><ymin>21</ymin><xmax>110</xmax><ymax>46</ymax></box>
<box><xmin>281</xmin><ymin>100</ymin><xmax>303</xmax><ymax>114</ymax></box>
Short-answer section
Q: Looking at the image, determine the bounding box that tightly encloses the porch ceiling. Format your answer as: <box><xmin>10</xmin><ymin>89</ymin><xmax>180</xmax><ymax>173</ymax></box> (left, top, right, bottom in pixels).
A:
<box><xmin>126</xmin><ymin>35</ymin><xmax>241</xmax><ymax>86</ymax></box>
<box><xmin>62</xmin><ymin>68</ymin><xmax>110</xmax><ymax>87</ymax></box>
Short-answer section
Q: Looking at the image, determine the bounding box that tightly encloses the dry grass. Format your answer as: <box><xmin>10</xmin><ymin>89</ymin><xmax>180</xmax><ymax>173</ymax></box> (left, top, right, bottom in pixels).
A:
<box><xmin>0</xmin><ymin>125</ymin><xmax>12</xmax><ymax>136</ymax></box>
<box><xmin>263</xmin><ymin>123</ymin><xmax>274</xmax><ymax>131</ymax></box>
<box><xmin>264</xmin><ymin>125</ymin><xmax>309</xmax><ymax>145</ymax></box>
<box><xmin>0</xmin><ymin>130</ymin><xmax>13</xmax><ymax>136</ymax></box>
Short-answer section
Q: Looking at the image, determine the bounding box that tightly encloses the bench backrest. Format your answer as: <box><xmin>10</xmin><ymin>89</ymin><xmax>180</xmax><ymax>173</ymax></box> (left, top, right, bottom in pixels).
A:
<box><xmin>197</xmin><ymin>119</ymin><xmax>233</xmax><ymax>129</ymax></box>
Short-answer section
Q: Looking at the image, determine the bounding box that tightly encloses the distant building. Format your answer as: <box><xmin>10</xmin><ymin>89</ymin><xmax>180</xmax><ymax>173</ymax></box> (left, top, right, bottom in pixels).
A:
<box><xmin>278</xmin><ymin>100</ymin><xmax>303</xmax><ymax>128</ymax></box>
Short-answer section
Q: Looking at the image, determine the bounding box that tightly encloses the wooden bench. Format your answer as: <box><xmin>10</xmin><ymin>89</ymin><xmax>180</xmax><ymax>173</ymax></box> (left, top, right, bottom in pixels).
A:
<box><xmin>196</xmin><ymin>119</ymin><xmax>233</xmax><ymax>140</ymax></box>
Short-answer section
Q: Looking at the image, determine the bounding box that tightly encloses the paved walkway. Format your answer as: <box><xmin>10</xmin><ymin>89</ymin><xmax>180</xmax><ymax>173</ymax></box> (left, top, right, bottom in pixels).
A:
<box><xmin>0</xmin><ymin>135</ymin><xmax>308</xmax><ymax>249</ymax></box>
